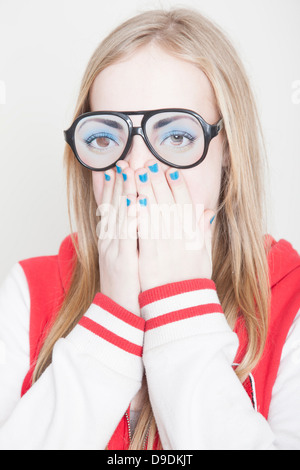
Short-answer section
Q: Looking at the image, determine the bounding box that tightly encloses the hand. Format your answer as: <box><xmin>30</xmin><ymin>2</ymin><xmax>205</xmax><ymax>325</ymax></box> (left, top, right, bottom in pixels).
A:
<box><xmin>135</xmin><ymin>160</ymin><xmax>215</xmax><ymax>292</ymax></box>
<box><xmin>97</xmin><ymin>161</ymin><xmax>141</xmax><ymax>316</ymax></box>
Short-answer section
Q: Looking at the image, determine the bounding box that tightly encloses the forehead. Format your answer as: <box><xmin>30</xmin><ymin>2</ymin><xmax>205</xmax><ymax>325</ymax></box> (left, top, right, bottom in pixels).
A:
<box><xmin>89</xmin><ymin>44</ymin><xmax>218</xmax><ymax>123</ymax></box>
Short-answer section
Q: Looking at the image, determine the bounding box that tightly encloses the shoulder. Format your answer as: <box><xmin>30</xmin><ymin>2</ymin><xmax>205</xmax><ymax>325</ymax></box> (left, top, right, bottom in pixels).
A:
<box><xmin>0</xmin><ymin>233</ymin><xmax>78</xmax><ymax>344</ymax></box>
<box><xmin>0</xmin><ymin>262</ymin><xmax>30</xmax><ymax>320</ymax></box>
<box><xmin>0</xmin><ymin>263</ymin><xmax>31</xmax><ymax>374</ymax></box>
<box><xmin>0</xmin><ymin>234</ymin><xmax>78</xmax><ymax>373</ymax></box>
<box><xmin>0</xmin><ymin>263</ymin><xmax>32</xmax><ymax>414</ymax></box>
<box><xmin>18</xmin><ymin>233</ymin><xmax>78</xmax><ymax>296</ymax></box>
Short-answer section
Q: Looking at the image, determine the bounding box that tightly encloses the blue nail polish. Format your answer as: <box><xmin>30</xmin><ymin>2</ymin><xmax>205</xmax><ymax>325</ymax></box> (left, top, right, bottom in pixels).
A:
<box><xmin>104</xmin><ymin>173</ymin><xmax>111</xmax><ymax>181</ymax></box>
<box><xmin>116</xmin><ymin>165</ymin><xmax>122</xmax><ymax>173</ymax></box>
<box><xmin>139</xmin><ymin>173</ymin><xmax>148</xmax><ymax>183</ymax></box>
<box><xmin>210</xmin><ymin>215</ymin><xmax>215</xmax><ymax>224</ymax></box>
<box><xmin>170</xmin><ymin>171</ymin><xmax>179</xmax><ymax>180</ymax></box>
<box><xmin>139</xmin><ymin>198</ymin><xmax>147</xmax><ymax>206</ymax></box>
<box><xmin>122</xmin><ymin>173</ymin><xmax>127</xmax><ymax>181</ymax></box>
<box><xmin>126</xmin><ymin>198</ymin><xmax>131</xmax><ymax>206</ymax></box>
<box><xmin>148</xmin><ymin>163</ymin><xmax>158</xmax><ymax>173</ymax></box>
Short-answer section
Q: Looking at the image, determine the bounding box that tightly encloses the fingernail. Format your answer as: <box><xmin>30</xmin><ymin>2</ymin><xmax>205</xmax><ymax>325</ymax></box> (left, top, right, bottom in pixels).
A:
<box><xmin>126</xmin><ymin>198</ymin><xmax>131</xmax><ymax>206</ymax></box>
<box><xmin>148</xmin><ymin>163</ymin><xmax>158</xmax><ymax>173</ymax></box>
<box><xmin>139</xmin><ymin>198</ymin><xmax>147</xmax><ymax>206</ymax></box>
<box><xmin>210</xmin><ymin>215</ymin><xmax>215</xmax><ymax>224</ymax></box>
<box><xmin>122</xmin><ymin>173</ymin><xmax>127</xmax><ymax>181</ymax></box>
<box><xmin>139</xmin><ymin>173</ymin><xmax>148</xmax><ymax>183</ymax></box>
<box><xmin>104</xmin><ymin>173</ymin><xmax>111</xmax><ymax>181</ymax></box>
<box><xmin>170</xmin><ymin>171</ymin><xmax>179</xmax><ymax>180</ymax></box>
<box><xmin>116</xmin><ymin>165</ymin><xmax>122</xmax><ymax>173</ymax></box>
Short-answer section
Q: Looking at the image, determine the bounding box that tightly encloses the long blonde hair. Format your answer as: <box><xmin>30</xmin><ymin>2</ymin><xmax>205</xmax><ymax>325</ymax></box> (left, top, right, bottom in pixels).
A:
<box><xmin>32</xmin><ymin>7</ymin><xmax>271</xmax><ymax>449</ymax></box>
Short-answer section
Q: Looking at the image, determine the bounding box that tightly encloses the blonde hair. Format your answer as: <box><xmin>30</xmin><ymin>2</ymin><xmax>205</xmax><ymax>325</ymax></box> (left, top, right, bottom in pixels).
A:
<box><xmin>32</xmin><ymin>7</ymin><xmax>271</xmax><ymax>449</ymax></box>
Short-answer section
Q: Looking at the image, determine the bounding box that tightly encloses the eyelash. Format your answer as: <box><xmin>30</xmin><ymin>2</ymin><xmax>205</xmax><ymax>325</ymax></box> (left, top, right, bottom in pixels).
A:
<box><xmin>161</xmin><ymin>130</ymin><xmax>196</xmax><ymax>144</ymax></box>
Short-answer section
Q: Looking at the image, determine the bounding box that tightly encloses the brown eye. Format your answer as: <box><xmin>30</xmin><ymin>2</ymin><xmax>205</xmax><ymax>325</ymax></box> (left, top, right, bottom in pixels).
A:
<box><xmin>96</xmin><ymin>137</ymin><xmax>111</xmax><ymax>147</ymax></box>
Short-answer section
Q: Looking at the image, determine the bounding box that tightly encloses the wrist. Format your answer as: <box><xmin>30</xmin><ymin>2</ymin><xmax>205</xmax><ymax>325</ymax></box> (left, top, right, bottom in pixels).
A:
<box><xmin>100</xmin><ymin>286</ymin><xmax>141</xmax><ymax>317</ymax></box>
<box><xmin>138</xmin><ymin>278</ymin><xmax>221</xmax><ymax>321</ymax></box>
<box><xmin>138</xmin><ymin>278</ymin><xmax>224</xmax><ymax>352</ymax></box>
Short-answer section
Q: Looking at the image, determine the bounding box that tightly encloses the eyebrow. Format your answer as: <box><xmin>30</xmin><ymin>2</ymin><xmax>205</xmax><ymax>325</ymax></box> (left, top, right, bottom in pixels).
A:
<box><xmin>153</xmin><ymin>115</ymin><xmax>196</xmax><ymax>129</ymax></box>
<box><xmin>77</xmin><ymin>113</ymin><xmax>197</xmax><ymax>132</ymax></box>
<box><xmin>78</xmin><ymin>117</ymin><xmax>123</xmax><ymax>131</ymax></box>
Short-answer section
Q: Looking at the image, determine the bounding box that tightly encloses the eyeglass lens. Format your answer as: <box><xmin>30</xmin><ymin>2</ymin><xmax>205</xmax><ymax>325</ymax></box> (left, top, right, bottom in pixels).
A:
<box><xmin>74</xmin><ymin>112</ymin><xmax>205</xmax><ymax>169</ymax></box>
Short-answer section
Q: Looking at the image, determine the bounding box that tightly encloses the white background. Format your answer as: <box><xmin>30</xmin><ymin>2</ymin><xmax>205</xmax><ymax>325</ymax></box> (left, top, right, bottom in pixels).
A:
<box><xmin>0</xmin><ymin>0</ymin><xmax>299</xmax><ymax>284</ymax></box>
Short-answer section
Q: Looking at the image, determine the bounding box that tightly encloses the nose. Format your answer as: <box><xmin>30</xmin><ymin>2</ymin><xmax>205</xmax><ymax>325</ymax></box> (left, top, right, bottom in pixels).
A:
<box><xmin>124</xmin><ymin>130</ymin><xmax>155</xmax><ymax>171</ymax></box>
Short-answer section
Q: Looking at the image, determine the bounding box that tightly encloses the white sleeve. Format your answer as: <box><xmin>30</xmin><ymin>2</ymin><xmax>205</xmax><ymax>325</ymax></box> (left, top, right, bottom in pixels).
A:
<box><xmin>0</xmin><ymin>263</ymin><xmax>144</xmax><ymax>450</ymax></box>
<box><xmin>0</xmin><ymin>264</ymin><xmax>31</xmax><ymax>421</ymax></box>
<box><xmin>267</xmin><ymin>309</ymin><xmax>300</xmax><ymax>449</ymax></box>
<box><xmin>140</xmin><ymin>279</ymin><xmax>277</xmax><ymax>450</ymax></box>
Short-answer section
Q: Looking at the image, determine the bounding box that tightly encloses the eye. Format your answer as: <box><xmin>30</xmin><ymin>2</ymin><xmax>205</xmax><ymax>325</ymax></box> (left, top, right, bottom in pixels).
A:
<box><xmin>160</xmin><ymin>130</ymin><xmax>196</xmax><ymax>148</ymax></box>
<box><xmin>84</xmin><ymin>132</ymin><xmax>120</xmax><ymax>151</ymax></box>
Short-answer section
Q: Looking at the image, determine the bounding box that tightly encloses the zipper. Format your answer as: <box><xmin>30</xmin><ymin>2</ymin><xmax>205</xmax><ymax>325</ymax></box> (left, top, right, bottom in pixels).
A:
<box><xmin>125</xmin><ymin>411</ymin><xmax>132</xmax><ymax>442</ymax></box>
<box><xmin>142</xmin><ymin>422</ymin><xmax>151</xmax><ymax>450</ymax></box>
<box><xmin>125</xmin><ymin>410</ymin><xmax>151</xmax><ymax>450</ymax></box>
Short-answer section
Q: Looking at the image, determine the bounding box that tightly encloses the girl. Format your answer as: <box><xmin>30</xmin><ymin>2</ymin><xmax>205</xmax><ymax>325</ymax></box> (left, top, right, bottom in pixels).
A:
<box><xmin>0</xmin><ymin>8</ymin><xmax>299</xmax><ymax>450</ymax></box>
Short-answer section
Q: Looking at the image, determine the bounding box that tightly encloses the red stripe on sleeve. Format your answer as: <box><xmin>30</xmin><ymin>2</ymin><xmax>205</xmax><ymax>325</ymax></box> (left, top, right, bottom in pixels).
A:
<box><xmin>93</xmin><ymin>293</ymin><xmax>145</xmax><ymax>331</ymax></box>
<box><xmin>145</xmin><ymin>303</ymin><xmax>223</xmax><ymax>331</ymax></box>
<box><xmin>139</xmin><ymin>279</ymin><xmax>216</xmax><ymax>308</ymax></box>
<box><xmin>79</xmin><ymin>316</ymin><xmax>143</xmax><ymax>356</ymax></box>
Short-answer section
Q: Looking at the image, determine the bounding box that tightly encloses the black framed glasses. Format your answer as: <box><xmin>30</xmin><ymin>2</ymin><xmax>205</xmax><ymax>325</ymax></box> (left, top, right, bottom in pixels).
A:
<box><xmin>64</xmin><ymin>108</ymin><xmax>223</xmax><ymax>171</ymax></box>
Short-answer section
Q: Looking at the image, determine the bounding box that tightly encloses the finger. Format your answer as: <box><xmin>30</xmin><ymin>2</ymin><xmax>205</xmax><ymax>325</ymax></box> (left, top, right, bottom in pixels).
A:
<box><xmin>135</xmin><ymin>167</ymin><xmax>157</xmax><ymax>207</ymax></box>
<box><xmin>111</xmin><ymin>160</ymin><xmax>125</xmax><ymax>209</ymax></box>
<box><xmin>165</xmin><ymin>168</ymin><xmax>201</xmax><ymax>240</ymax></box>
<box><xmin>115</xmin><ymin>161</ymin><xmax>137</xmax><ymax>247</ymax></box>
<box><xmin>122</xmin><ymin>165</ymin><xmax>137</xmax><ymax>199</ymax></box>
<box><xmin>118</xmin><ymin>194</ymin><xmax>138</xmax><ymax>255</ymax></box>
<box><xmin>137</xmin><ymin>194</ymin><xmax>150</xmax><ymax>246</ymax></box>
<box><xmin>165</xmin><ymin>168</ymin><xmax>193</xmax><ymax>206</ymax></box>
<box><xmin>142</xmin><ymin>160</ymin><xmax>174</xmax><ymax>205</ymax></box>
<box><xmin>97</xmin><ymin>169</ymin><xmax>116</xmax><ymax>239</ymax></box>
<box><xmin>202</xmin><ymin>209</ymin><xmax>215</xmax><ymax>264</ymax></box>
<box><xmin>101</xmin><ymin>169</ymin><xmax>116</xmax><ymax>205</ymax></box>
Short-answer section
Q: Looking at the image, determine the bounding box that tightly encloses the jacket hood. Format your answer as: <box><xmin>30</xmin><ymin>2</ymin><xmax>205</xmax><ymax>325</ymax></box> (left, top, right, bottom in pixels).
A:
<box><xmin>58</xmin><ymin>233</ymin><xmax>78</xmax><ymax>294</ymax></box>
<box><xmin>266</xmin><ymin>235</ymin><xmax>300</xmax><ymax>288</ymax></box>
